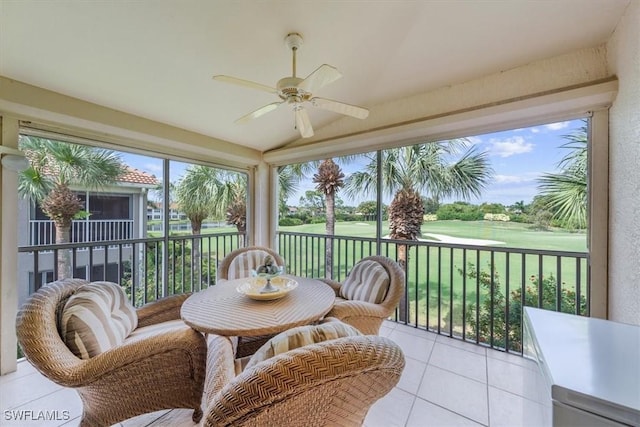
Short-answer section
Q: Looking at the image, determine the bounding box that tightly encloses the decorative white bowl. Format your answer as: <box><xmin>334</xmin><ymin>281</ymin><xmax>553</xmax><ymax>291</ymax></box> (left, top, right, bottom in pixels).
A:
<box><xmin>236</xmin><ymin>276</ymin><xmax>298</xmax><ymax>301</ymax></box>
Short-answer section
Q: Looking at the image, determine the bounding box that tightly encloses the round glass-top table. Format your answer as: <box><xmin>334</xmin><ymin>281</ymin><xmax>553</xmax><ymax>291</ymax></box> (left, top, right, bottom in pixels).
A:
<box><xmin>180</xmin><ymin>275</ymin><xmax>335</xmax><ymax>337</ymax></box>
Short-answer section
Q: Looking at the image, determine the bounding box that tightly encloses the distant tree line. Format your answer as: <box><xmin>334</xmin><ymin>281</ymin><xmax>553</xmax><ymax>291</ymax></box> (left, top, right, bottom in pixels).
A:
<box><xmin>281</xmin><ymin>195</ymin><xmax>585</xmax><ymax>231</ymax></box>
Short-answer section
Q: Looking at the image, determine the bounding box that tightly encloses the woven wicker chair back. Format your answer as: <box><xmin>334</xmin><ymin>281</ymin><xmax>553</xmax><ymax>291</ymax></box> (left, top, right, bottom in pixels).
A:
<box><xmin>217</xmin><ymin>246</ymin><xmax>285</xmax><ymax>281</ymax></box>
<box><xmin>204</xmin><ymin>335</ymin><xmax>405</xmax><ymax>426</ymax></box>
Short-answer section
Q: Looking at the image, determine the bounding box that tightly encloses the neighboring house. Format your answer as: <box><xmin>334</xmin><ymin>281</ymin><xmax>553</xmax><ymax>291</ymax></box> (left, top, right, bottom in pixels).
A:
<box><xmin>147</xmin><ymin>205</ymin><xmax>162</xmax><ymax>221</ymax></box>
<box><xmin>146</xmin><ymin>202</ymin><xmax>187</xmax><ymax>221</ymax></box>
<box><xmin>17</xmin><ymin>167</ymin><xmax>158</xmax><ymax>306</ymax></box>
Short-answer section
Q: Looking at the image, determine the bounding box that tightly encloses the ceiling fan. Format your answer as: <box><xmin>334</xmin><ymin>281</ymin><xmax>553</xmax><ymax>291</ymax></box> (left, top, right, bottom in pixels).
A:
<box><xmin>213</xmin><ymin>32</ymin><xmax>369</xmax><ymax>138</ymax></box>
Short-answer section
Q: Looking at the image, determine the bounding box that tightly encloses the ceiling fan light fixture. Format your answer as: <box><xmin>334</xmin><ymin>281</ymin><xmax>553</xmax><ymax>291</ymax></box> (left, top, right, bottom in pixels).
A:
<box><xmin>213</xmin><ymin>31</ymin><xmax>369</xmax><ymax>138</ymax></box>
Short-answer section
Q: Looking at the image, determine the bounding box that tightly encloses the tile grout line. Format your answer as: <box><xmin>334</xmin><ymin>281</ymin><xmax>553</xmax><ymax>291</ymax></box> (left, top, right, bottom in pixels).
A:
<box><xmin>402</xmin><ymin>334</ymin><xmax>435</xmax><ymax>427</ymax></box>
<box><xmin>485</xmin><ymin>349</ymin><xmax>491</xmax><ymax>427</ymax></box>
<box><xmin>412</xmin><ymin>395</ymin><xmax>488</xmax><ymax>427</ymax></box>
<box><xmin>402</xmin><ymin>343</ymin><xmax>433</xmax><ymax>427</ymax></box>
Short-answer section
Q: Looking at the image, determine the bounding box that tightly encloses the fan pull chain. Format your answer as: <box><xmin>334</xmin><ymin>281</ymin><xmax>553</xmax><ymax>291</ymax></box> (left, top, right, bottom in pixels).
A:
<box><xmin>293</xmin><ymin>104</ymin><xmax>299</xmax><ymax>131</ymax></box>
<box><xmin>292</xmin><ymin>46</ymin><xmax>297</xmax><ymax>78</ymax></box>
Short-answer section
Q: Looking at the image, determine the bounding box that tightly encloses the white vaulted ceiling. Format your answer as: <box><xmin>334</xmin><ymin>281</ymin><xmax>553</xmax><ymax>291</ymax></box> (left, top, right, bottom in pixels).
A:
<box><xmin>0</xmin><ymin>0</ymin><xmax>630</xmax><ymax>152</ymax></box>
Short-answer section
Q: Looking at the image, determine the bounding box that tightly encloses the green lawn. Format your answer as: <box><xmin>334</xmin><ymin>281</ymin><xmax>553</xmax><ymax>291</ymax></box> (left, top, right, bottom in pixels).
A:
<box><xmin>280</xmin><ymin>220</ymin><xmax>587</xmax><ymax>252</ymax></box>
<box><xmin>279</xmin><ymin>220</ymin><xmax>589</xmax><ymax>333</ymax></box>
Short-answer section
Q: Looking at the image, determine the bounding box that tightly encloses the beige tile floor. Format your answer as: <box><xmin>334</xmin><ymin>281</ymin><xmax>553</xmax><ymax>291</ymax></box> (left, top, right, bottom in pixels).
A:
<box><xmin>0</xmin><ymin>322</ymin><xmax>546</xmax><ymax>426</ymax></box>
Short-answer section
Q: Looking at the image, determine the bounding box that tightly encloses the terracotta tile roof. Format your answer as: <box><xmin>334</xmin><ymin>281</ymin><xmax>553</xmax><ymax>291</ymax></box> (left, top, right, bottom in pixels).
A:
<box><xmin>118</xmin><ymin>167</ymin><xmax>159</xmax><ymax>186</ymax></box>
<box><xmin>22</xmin><ymin>148</ymin><xmax>158</xmax><ymax>187</ymax></box>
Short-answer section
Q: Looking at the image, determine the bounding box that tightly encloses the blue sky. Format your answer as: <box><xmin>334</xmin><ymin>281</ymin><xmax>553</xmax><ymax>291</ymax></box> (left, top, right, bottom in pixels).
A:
<box><xmin>120</xmin><ymin>118</ymin><xmax>585</xmax><ymax>207</ymax></box>
<box><xmin>287</xmin><ymin>119</ymin><xmax>584</xmax><ymax>207</ymax></box>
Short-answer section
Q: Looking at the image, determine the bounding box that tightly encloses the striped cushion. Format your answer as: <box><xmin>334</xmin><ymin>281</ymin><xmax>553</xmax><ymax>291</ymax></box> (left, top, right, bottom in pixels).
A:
<box><xmin>227</xmin><ymin>250</ymin><xmax>278</xmax><ymax>280</ymax></box>
<box><xmin>339</xmin><ymin>260</ymin><xmax>391</xmax><ymax>304</ymax></box>
<box><xmin>245</xmin><ymin>321</ymin><xmax>361</xmax><ymax>369</ymax></box>
<box><xmin>61</xmin><ymin>281</ymin><xmax>138</xmax><ymax>359</ymax></box>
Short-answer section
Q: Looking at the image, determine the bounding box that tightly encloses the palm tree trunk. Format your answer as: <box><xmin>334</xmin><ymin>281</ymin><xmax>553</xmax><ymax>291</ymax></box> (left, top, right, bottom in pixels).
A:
<box><xmin>191</xmin><ymin>221</ymin><xmax>202</xmax><ymax>290</ymax></box>
<box><xmin>325</xmin><ymin>192</ymin><xmax>335</xmax><ymax>278</ymax></box>
<box><xmin>236</xmin><ymin>223</ymin><xmax>246</xmax><ymax>247</ymax></box>
<box><xmin>55</xmin><ymin>223</ymin><xmax>72</xmax><ymax>280</ymax></box>
<box><xmin>397</xmin><ymin>244</ymin><xmax>408</xmax><ymax>269</ymax></box>
<box><xmin>395</xmin><ymin>241</ymin><xmax>409</xmax><ymax>323</ymax></box>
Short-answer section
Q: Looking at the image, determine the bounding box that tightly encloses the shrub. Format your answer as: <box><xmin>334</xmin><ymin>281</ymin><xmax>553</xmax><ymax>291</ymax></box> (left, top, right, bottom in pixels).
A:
<box><xmin>509</xmin><ymin>213</ymin><xmax>530</xmax><ymax>223</ymax></box>
<box><xmin>532</xmin><ymin>210</ymin><xmax>553</xmax><ymax>230</ymax></box>
<box><xmin>279</xmin><ymin>217</ymin><xmax>303</xmax><ymax>226</ymax></box>
<box><xmin>436</xmin><ymin>202</ymin><xmax>484</xmax><ymax>221</ymax></box>
<box><xmin>336</xmin><ymin>213</ymin><xmax>361</xmax><ymax>222</ymax></box>
<box><xmin>484</xmin><ymin>213</ymin><xmax>510</xmax><ymax>222</ymax></box>
<box><xmin>460</xmin><ymin>263</ymin><xmax>587</xmax><ymax>352</ymax></box>
<box><xmin>309</xmin><ymin>216</ymin><xmax>326</xmax><ymax>224</ymax></box>
<box><xmin>480</xmin><ymin>203</ymin><xmax>506</xmax><ymax>214</ymax></box>
<box><xmin>288</xmin><ymin>212</ymin><xmax>312</xmax><ymax>223</ymax></box>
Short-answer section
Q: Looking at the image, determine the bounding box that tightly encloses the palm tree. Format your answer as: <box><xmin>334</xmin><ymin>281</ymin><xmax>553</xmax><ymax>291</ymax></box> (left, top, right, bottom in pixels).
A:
<box><xmin>18</xmin><ymin>137</ymin><xmax>126</xmax><ymax>279</ymax></box>
<box><xmin>277</xmin><ymin>163</ymin><xmax>316</xmax><ymax>218</ymax></box>
<box><xmin>511</xmin><ymin>200</ymin><xmax>526</xmax><ymax>214</ymax></box>
<box><xmin>538</xmin><ymin>123</ymin><xmax>587</xmax><ymax>229</ymax></box>
<box><xmin>175</xmin><ymin>166</ymin><xmax>246</xmax><ymax>241</ymax></box>
<box><xmin>312</xmin><ymin>159</ymin><xmax>345</xmax><ymax>277</ymax></box>
<box><xmin>174</xmin><ymin>166</ymin><xmax>222</xmax><ymax>237</ymax></box>
<box><xmin>175</xmin><ymin>166</ymin><xmax>247</xmax><ymax>283</ymax></box>
<box><xmin>345</xmin><ymin>140</ymin><xmax>492</xmax><ymax>266</ymax></box>
<box><xmin>221</xmin><ymin>174</ymin><xmax>247</xmax><ymax>234</ymax></box>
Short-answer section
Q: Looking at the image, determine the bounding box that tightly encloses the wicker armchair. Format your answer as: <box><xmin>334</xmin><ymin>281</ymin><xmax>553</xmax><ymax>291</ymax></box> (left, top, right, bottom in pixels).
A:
<box><xmin>217</xmin><ymin>246</ymin><xmax>285</xmax><ymax>282</ymax></box>
<box><xmin>320</xmin><ymin>256</ymin><xmax>405</xmax><ymax>335</ymax></box>
<box><xmin>203</xmin><ymin>334</ymin><xmax>405</xmax><ymax>426</ymax></box>
<box><xmin>16</xmin><ymin>278</ymin><xmax>207</xmax><ymax>427</ymax></box>
<box><xmin>217</xmin><ymin>246</ymin><xmax>286</xmax><ymax>357</ymax></box>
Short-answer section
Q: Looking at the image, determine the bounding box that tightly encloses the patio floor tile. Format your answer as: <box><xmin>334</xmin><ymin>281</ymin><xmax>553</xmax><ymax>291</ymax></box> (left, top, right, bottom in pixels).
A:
<box><xmin>1</xmin><ymin>325</ymin><xmax>539</xmax><ymax>426</ymax></box>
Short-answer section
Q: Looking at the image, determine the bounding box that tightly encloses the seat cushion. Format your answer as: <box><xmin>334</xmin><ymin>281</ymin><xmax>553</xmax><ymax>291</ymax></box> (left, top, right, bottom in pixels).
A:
<box><xmin>227</xmin><ymin>250</ymin><xmax>280</xmax><ymax>280</ymax></box>
<box><xmin>124</xmin><ymin>319</ymin><xmax>187</xmax><ymax>343</ymax></box>
<box><xmin>61</xmin><ymin>281</ymin><xmax>138</xmax><ymax>359</ymax></box>
<box><xmin>339</xmin><ymin>259</ymin><xmax>391</xmax><ymax>304</ymax></box>
<box><xmin>245</xmin><ymin>321</ymin><xmax>361</xmax><ymax>370</ymax></box>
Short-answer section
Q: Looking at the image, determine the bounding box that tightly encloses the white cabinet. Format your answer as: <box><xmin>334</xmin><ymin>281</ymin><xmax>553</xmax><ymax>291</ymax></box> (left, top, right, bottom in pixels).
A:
<box><xmin>524</xmin><ymin>307</ymin><xmax>640</xmax><ymax>426</ymax></box>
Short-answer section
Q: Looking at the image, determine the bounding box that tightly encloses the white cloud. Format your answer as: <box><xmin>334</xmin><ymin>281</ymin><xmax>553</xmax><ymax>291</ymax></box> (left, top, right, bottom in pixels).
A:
<box><xmin>545</xmin><ymin>121</ymin><xmax>570</xmax><ymax>131</ymax></box>
<box><xmin>494</xmin><ymin>174</ymin><xmax>527</xmax><ymax>184</ymax></box>
<box><xmin>530</xmin><ymin>127</ymin><xmax>540</xmax><ymax>133</ymax></box>
<box><xmin>488</xmin><ymin>136</ymin><xmax>534</xmax><ymax>158</ymax></box>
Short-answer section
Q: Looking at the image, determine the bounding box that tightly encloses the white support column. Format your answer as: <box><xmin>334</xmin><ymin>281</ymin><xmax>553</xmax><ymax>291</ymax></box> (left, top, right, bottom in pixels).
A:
<box><xmin>1</xmin><ymin>116</ymin><xmax>20</xmax><ymax>374</ymax></box>
<box><xmin>252</xmin><ymin>161</ymin><xmax>272</xmax><ymax>248</ymax></box>
<box><xmin>588</xmin><ymin>108</ymin><xmax>609</xmax><ymax>319</ymax></box>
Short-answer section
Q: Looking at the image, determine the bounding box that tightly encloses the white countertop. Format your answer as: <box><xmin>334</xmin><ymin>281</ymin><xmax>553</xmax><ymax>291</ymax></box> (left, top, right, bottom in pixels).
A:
<box><xmin>524</xmin><ymin>307</ymin><xmax>640</xmax><ymax>426</ymax></box>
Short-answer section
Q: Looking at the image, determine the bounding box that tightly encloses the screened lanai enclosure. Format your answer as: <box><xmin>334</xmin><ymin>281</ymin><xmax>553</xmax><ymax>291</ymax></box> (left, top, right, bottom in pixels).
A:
<box><xmin>18</xmin><ymin>116</ymin><xmax>593</xmax><ymax>355</ymax></box>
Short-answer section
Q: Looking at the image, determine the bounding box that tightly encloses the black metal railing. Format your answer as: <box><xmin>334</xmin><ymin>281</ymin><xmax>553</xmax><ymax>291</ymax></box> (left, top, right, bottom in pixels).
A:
<box><xmin>18</xmin><ymin>232</ymin><xmax>245</xmax><ymax>306</ymax></box>
<box><xmin>19</xmin><ymin>229</ymin><xmax>589</xmax><ymax>355</ymax></box>
<box><xmin>277</xmin><ymin>231</ymin><xmax>589</xmax><ymax>354</ymax></box>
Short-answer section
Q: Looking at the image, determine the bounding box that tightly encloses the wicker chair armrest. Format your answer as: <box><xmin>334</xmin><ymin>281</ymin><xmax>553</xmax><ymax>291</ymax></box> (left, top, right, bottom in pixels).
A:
<box><xmin>317</xmin><ymin>278</ymin><xmax>341</xmax><ymax>295</ymax></box>
<box><xmin>136</xmin><ymin>293</ymin><xmax>191</xmax><ymax>327</ymax></box>
<box><xmin>66</xmin><ymin>327</ymin><xmax>204</xmax><ymax>387</ymax></box>
<box><xmin>329</xmin><ymin>299</ymin><xmax>390</xmax><ymax>320</ymax></box>
<box><xmin>204</xmin><ymin>335</ymin><xmax>236</xmax><ymax>403</ymax></box>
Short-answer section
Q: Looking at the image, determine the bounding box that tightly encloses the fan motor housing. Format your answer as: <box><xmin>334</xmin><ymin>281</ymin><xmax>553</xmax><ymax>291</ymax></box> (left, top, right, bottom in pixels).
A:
<box><xmin>277</xmin><ymin>77</ymin><xmax>309</xmax><ymax>101</ymax></box>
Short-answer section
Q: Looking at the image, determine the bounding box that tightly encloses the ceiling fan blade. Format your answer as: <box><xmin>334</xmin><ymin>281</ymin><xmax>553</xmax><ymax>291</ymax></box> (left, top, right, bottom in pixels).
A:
<box><xmin>298</xmin><ymin>64</ymin><xmax>342</xmax><ymax>93</ymax></box>
<box><xmin>213</xmin><ymin>75</ymin><xmax>277</xmax><ymax>94</ymax></box>
<box><xmin>311</xmin><ymin>97</ymin><xmax>369</xmax><ymax>119</ymax></box>
<box><xmin>294</xmin><ymin>107</ymin><xmax>314</xmax><ymax>138</ymax></box>
<box><xmin>236</xmin><ymin>102</ymin><xmax>284</xmax><ymax>124</ymax></box>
